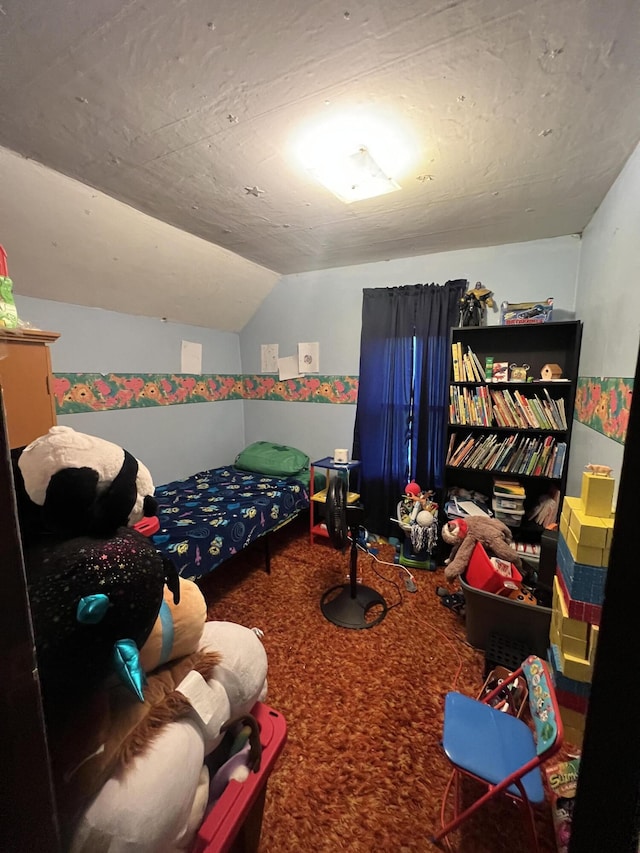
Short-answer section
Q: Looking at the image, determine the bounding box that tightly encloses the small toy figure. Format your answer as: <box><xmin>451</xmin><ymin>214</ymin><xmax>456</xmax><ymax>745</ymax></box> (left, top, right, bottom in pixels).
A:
<box><xmin>459</xmin><ymin>282</ymin><xmax>495</xmax><ymax>327</ymax></box>
<box><xmin>509</xmin><ymin>363</ymin><xmax>530</xmax><ymax>382</ymax></box>
<box><xmin>585</xmin><ymin>463</ymin><xmax>613</xmax><ymax>477</ymax></box>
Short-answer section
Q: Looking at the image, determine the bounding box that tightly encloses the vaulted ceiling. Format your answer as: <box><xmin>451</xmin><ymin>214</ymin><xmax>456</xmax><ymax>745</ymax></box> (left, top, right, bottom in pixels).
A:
<box><xmin>1</xmin><ymin>0</ymin><xmax>639</xmax><ymax>328</ymax></box>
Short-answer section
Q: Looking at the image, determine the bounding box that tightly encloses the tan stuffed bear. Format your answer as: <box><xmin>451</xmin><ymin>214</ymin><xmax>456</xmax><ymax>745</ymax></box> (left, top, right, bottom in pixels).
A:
<box><xmin>442</xmin><ymin>516</ymin><xmax>522</xmax><ymax>581</ymax></box>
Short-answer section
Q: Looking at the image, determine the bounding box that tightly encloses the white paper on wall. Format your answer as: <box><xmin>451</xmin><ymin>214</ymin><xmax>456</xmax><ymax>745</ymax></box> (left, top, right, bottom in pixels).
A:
<box><xmin>181</xmin><ymin>340</ymin><xmax>202</xmax><ymax>374</ymax></box>
<box><xmin>278</xmin><ymin>355</ymin><xmax>300</xmax><ymax>380</ymax></box>
<box><xmin>298</xmin><ymin>342</ymin><xmax>319</xmax><ymax>373</ymax></box>
<box><xmin>261</xmin><ymin>343</ymin><xmax>279</xmax><ymax>373</ymax></box>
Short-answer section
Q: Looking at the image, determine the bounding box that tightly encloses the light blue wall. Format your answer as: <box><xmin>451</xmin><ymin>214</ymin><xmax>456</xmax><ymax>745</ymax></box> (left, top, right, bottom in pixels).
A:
<box><xmin>14</xmin><ymin>295</ymin><xmax>246</xmax><ymax>486</ymax></box>
<box><xmin>565</xmin><ymin>141</ymin><xmax>640</xmax><ymax>502</ymax></box>
<box><xmin>240</xmin><ymin>236</ymin><xmax>580</xmax><ymax>462</ymax></box>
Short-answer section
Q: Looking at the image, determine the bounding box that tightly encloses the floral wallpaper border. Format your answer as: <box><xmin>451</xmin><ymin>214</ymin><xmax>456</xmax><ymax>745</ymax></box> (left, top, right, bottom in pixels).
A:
<box><xmin>574</xmin><ymin>376</ymin><xmax>633</xmax><ymax>445</ymax></box>
<box><xmin>53</xmin><ymin>373</ymin><xmax>359</xmax><ymax>414</ymax></box>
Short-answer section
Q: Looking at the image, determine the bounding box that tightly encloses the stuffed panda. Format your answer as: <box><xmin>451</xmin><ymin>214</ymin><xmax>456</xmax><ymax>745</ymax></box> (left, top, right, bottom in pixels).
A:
<box><xmin>14</xmin><ymin>426</ymin><xmax>178</xmax><ymax>721</ymax></box>
<box><xmin>17</xmin><ymin>425</ymin><xmax>158</xmax><ymax>540</ymax></box>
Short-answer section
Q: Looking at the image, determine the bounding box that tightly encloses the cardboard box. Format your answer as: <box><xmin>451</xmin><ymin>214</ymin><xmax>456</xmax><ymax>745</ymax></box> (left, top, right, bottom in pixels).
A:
<box><xmin>562</xmin><ymin>495</ymin><xmax>584</xmax><ymax>522</ymax></box>
<box><xmin>500</xmin><ymin>298</ymin><xmax>554</xmax><ymax>325</ymax></box>
<box><xmin>566</xmin><ymin>526</ymin><xmax>605</xmax><ymax>567</ymax></box>
<box><xmin>569</xmin><ymin>508</ymin><xmax>607</xmax><ymax>548</ymax></box>
<box><xmin>581</xmin><ymin>472</ymin><xmax>614</xmax><ymax>518</ymax></box>
<box><xmin>552</xmin><ymin>576</ymin><xmax>589</xmax><ymax>659</ymax></box>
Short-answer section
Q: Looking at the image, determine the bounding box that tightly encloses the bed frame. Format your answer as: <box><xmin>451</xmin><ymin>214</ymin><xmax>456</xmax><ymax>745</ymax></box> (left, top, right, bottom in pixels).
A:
<box><xmin>151</xmin><ymin>466</ymin><xmax>310</xmax><ymax>580</ymax></box>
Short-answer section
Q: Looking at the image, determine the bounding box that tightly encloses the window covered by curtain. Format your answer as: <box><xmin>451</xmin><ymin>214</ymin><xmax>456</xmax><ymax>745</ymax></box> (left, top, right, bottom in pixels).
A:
<box><xmin>352</xmin><ymin>280</ymin><xmax>466</xmax><ymax>537</ymax></box>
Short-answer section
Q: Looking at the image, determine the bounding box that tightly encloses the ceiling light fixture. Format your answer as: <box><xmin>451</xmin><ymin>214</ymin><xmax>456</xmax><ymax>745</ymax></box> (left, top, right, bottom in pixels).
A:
<box><xmin>293</xmin><ymin>110</ymin><xmax>414</xmax><ymax>204</ymax></box>
<box><xmin>307</xmin><ymin>145</ymin><xmax>400</xmax><ymax>204</ymax></box>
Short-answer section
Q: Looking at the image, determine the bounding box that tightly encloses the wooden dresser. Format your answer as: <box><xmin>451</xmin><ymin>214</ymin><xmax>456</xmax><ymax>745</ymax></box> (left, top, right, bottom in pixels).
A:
<box><xmin>0</xmin><ymin>328</ymin><xmax>60</xmax><ymax>449</ymax></box>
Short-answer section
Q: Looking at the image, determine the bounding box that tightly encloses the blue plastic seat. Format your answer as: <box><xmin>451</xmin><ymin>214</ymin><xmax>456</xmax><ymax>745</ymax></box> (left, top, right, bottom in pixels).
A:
<box><xmin>433</xmin><ymin>655</ymin><xmax>563</xmax><ymax>852</ymax></box>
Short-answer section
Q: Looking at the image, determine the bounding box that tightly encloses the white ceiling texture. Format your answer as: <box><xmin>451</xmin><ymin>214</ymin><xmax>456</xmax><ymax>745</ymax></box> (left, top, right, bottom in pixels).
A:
<box><xmin>1</xmin><ymin>0</ymin><xmax>640</xmax><ymax>330</ymax></box>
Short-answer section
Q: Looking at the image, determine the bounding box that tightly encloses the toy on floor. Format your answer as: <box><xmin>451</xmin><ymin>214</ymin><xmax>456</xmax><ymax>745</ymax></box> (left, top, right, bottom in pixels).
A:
<box><xmin>441</xmin><ymin>515</ymin><xmax>522</xmax><ymax>581</ymax></box>
<box><xmin>436</xmin><ymin>586</ymin><xmax>466</xmax><ymax>616</ymax></box>
<box><xmin>399</xmin><ymin>481</ymin><xmax>439</xmax><ymax>554</ymax></box>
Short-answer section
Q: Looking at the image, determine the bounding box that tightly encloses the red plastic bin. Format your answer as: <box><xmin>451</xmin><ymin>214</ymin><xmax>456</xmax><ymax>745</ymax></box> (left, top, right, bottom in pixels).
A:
<box><xmin>465</xmin><ymin>541</ymin><xmax>522</xmax><ymax>594</ymax></box>
<box><xmin>193</xmin><ymin>702</ymin><xmax>288</xmax><ymax>853</ymax></box>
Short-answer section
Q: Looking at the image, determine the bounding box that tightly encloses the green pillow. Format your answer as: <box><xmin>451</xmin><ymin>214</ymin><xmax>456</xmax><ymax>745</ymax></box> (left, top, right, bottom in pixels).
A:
<box><xmin>234</xmin><ymin>441</ymin><xmax>309</xmax><ymax>477</ymax></box>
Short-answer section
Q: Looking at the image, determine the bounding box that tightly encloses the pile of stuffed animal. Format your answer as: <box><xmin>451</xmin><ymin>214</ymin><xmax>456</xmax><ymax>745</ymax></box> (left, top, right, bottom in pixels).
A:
<box><xmin>15</xmin><ymin>426</ymin><xmax>269</xmax><ymax>853</ymax></box>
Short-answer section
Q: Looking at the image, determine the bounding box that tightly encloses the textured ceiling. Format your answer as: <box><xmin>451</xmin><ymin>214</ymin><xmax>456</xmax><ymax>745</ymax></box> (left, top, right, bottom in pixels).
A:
<box><xmin>1</xmin><ymin>0</ymin><xmax>640</xmax><ymax>326</ymax></box>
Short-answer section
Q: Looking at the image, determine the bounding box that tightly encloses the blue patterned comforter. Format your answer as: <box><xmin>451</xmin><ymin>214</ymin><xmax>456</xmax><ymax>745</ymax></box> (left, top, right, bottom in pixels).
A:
<box><xmin>151</xmin><ymin>466</ymin><xmax>309</xmax><ymax>579</ymax></box>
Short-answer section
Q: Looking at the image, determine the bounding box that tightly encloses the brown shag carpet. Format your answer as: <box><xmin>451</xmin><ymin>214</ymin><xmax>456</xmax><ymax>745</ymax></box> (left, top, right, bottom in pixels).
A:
<box><xmin>199</xmin><ymin>516</ymin><xmax>560</xmax><ymax>853</ymax></box>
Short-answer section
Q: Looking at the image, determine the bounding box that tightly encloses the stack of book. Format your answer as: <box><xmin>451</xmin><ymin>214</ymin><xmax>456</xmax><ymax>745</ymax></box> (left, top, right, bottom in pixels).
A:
<box><xmin>492</xmin><ymin>478</ymin><xmax>526</xmax><ymax>527</ymax></box>
<box><xmin>446</xmin><ymin>432</ymin><xmax>567</xmax><ymax>478</ymax></box>
<box><xmin>451</xmin><ymin>342</ymin><xmax>486</xmax><ymax>382</ymax></box>
<box><xmin>489</xmin><ymin>387</ymin><xmax>567</xmax><ymax>430</ymax></box>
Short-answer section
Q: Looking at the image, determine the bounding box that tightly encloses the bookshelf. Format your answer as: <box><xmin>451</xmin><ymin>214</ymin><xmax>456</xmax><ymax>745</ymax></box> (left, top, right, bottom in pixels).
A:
<box><xmin>445</xmin><ymin>321</ymin><xmax>583</xmax><ymax>541</ymax></box>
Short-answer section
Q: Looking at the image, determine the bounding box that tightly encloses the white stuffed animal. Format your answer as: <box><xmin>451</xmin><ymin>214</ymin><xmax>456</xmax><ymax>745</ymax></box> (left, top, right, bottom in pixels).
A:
<box><xmin>58</xmin><ymin>579</ymin><xmax>268</xmax><ymax>853</ymax></box>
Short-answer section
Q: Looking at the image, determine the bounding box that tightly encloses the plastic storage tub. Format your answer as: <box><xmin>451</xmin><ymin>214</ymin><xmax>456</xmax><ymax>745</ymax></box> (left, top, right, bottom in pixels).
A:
<box><xmin>193</xmin><ymin>702</ymin><xmax>287</xmax><ymax>853</ymax></box>
<box><xmin>460</xmin><ymin>575</ymin><xmax>552</xmax><ymax>658</ymax></box>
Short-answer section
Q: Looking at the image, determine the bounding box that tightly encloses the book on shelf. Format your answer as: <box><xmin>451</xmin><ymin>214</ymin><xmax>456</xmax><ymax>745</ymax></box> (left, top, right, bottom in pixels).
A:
<box><xmin>491</xmin><ymin>361</ymin><xmax>509</xmax><ymax>382</ymax></box>
<box><xmin>445</xmin><ymin>432</ymin><xmax>457</xmax><ymax>465</ymax></box>
<box><xmin>448</xmin><ymin>431</ymin><xmax>565</xmax><ymax>477</ymax></box>
<box><xmin>448</xmin><ymin>433</ymin><xmax>474</xmax><ymax>467</ymax></box>
<box><xmin>493</xmin><ymin>477</ymin><xmax>526</xmax><ymax>497</ymax></box>
<box><xmin>534</xmin><ymin>435</ymin><xmax>555</xmax><ymax>476</ymax></box>
<box><xmin>485</xmin><ymin>388</ymin><xmax>567</xmax><ymax>430</ymax></box>
<box><xmin>451</xmin><ymin>342</ymin><xmax>461</xmax><ymax>381</ymax></box>
<box><xmin>452</xmin><ymin>340</ymin><xmax>488</xmax><ymax>383</ymax></box>
<box><xmin>449</xmin><ymin>385</ymin><xmax>492</xmax><ymax>426</ymax></box>
<box><xmin>552</xmin><ymin>442</ymin><xmax>567</xmax><ymax>478</ymax></box>
<box><xmin>484</xmin><ymin>356</ymin><xmax>494</xmax><ymax>381</ymax></box>
<box><xmin>467</xmin><ymin>346</ymin><xmax>485</xmax><ymax>383</ymax></box>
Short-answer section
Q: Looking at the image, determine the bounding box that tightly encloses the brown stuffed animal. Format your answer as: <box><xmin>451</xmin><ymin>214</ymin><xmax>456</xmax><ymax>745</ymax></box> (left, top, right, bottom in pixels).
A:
<box><xmin>442</xmin><ymin>516</ymin><xmax>522</xmax><ymax>581</ymax></box>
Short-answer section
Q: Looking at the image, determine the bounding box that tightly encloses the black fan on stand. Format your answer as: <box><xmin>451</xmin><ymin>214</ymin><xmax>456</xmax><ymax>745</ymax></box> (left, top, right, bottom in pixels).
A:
<box><xmin>320</xmin><ymin>476</ymin><xmax>388</xmax><ymax>629</ymax></box>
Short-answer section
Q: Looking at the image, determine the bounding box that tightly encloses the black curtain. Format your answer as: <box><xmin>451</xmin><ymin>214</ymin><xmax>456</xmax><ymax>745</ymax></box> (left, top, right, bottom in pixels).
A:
<box><xmin>352</xmin><ymin>280</ymin><xmax>465</xmax><ymax>537</ymax></box>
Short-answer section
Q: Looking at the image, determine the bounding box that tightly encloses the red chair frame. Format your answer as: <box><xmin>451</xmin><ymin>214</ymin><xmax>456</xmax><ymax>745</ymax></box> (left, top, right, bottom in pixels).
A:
<box><xmin>433</xmin><ymin>655</ymin><xmax>563</xmax><ymax>852</ymax></box>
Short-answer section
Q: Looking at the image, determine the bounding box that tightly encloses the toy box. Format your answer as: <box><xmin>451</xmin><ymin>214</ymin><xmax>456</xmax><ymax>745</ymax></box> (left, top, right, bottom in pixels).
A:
<box><xmin>545</xmin><ymin>756</ymin><xmax>580</xmax><ymax>853</ymax></box>
<box><xmin>500</xmin><ymin>297</ymin><xmax>554</xmax><ymax>326</ymax></box>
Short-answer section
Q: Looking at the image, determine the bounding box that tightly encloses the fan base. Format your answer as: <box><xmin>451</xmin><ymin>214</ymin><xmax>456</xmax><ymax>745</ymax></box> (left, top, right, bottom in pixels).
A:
<box><xmin>320</xmin><ymin>583</ymin><xmax>387</xmax><ymax>630</ymax></box>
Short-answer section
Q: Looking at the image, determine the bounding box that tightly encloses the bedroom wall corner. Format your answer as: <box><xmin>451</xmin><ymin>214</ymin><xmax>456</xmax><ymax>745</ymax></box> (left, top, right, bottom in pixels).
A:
<box><xmin>567</xmin><ymin>139</ymin><xmax>640</xmax><ymax>503</ymax></box>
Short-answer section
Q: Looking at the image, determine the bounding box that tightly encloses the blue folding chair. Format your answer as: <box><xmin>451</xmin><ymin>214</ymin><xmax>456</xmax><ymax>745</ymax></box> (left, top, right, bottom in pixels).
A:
<box><xmin>433</xmin><ymin>655</ymin><xmax>563</xmax><ymax>852</ymax></box>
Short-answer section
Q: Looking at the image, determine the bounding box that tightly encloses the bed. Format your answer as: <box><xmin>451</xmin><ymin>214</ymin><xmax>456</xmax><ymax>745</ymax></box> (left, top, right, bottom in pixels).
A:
<box><xmin>151</xmin><ymin>442</ymin><xmax>311</xmax><ymax>580</ymax></box>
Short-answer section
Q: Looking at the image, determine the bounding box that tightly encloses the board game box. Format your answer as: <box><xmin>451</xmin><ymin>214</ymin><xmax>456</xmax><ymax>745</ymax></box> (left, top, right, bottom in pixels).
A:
<box><xmin>500</xmin><ymin>297</ymin><xmax>554</xmax><ymax>325</ymax></box>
